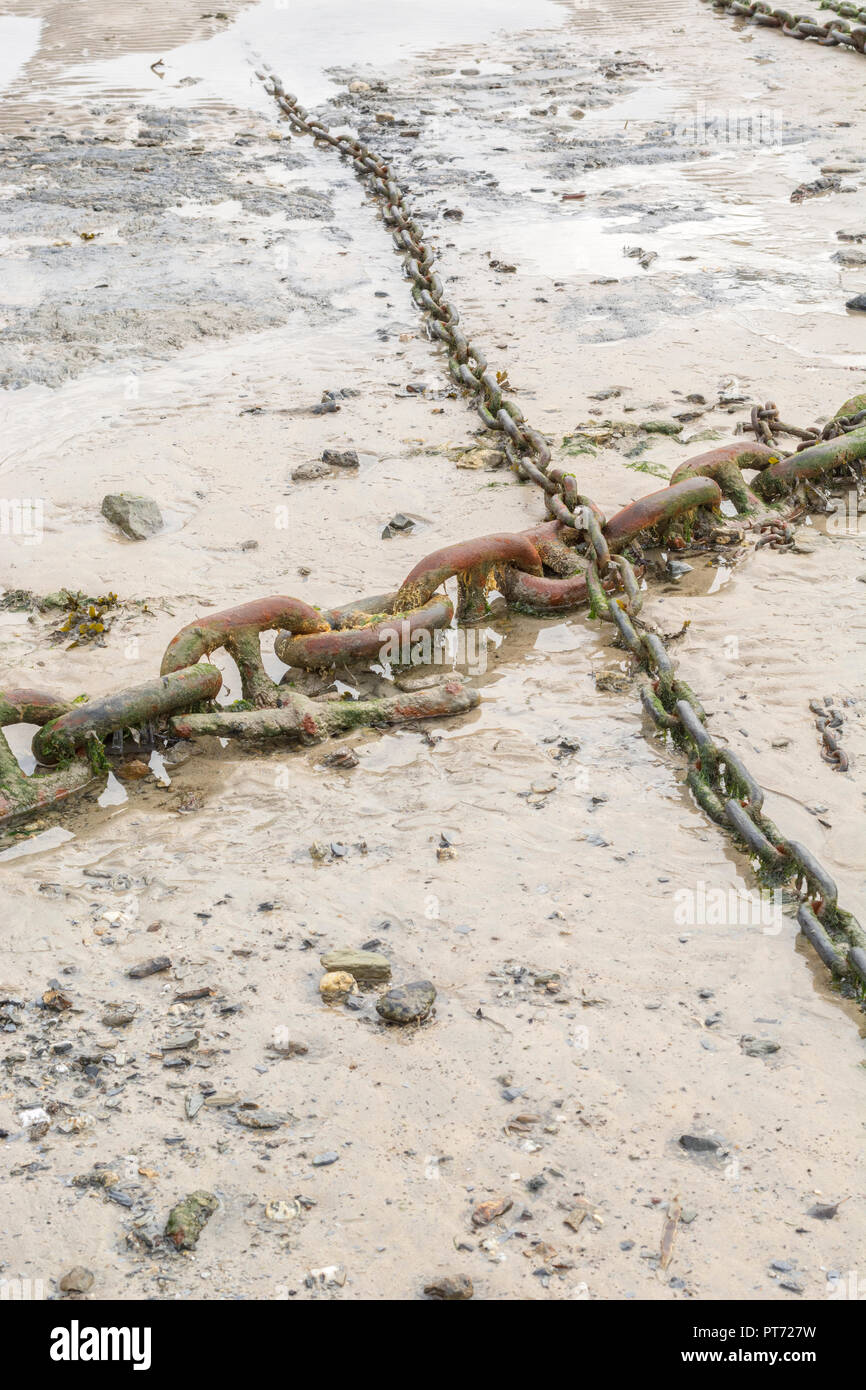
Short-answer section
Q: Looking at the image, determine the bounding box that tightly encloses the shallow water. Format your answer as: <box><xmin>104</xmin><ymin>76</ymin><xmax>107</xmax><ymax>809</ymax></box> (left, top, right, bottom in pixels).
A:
<box><xmin>0</xmin><ymin>16</ymin><xmax>42</xmax><ymax>92</ymax></box>
<box><xmin>3</xmin><ymin>0</ymin><xmax>567</xmax><ymax>112</ymax></box>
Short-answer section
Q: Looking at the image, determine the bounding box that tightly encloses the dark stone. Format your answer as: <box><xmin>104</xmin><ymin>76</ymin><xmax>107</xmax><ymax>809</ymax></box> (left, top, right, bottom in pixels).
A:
<box><xmin>381</xmin><ymin>512</ymin><xmax>414</xmax><ymax>539</ymax></box>
<box><xmin>376</xmin><ymin>980</ymin><xmax>436</xmax><ymax>1024</ymax></box>
<box><xmin>679</xmin><ymin>1134</ymin><xmax>719</xmax><ymax>1153</ymax></box>
<box><xmin>321</xmin><ymin>449</ymin><xmax>359</xmax><ymax>468</ymax></box>
<box><xmin>127</xmin><ymin>956</ymin><xmax>171</xmax><ymax>978</ymax></box>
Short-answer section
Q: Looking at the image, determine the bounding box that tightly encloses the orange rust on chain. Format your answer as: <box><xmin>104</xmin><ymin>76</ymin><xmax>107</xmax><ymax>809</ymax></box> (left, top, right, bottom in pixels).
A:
<box><xmin>0</xmin><ymin>688</ymin><xmax>73</xmax><ymax>726</ymax></box>
<box><xmin>161</xmin><ymin>596</ymin><xmax>327</xmax><ymax>669</ymax></box>
<box><xmin>520</xmin><ymin>518</ymin><xmax>582</xmax><ymax>550</ymax></box>
<box><xmin>274</xmin><ymin>595</ymin><xmax>454</xmax><ymax>670</ymax></box>
<box><xmin>497</xmin><ymin>561</ymin><xmax>629</xmax><ymax>612</ymax></box>
<box><xmin>276</xmin><ymin>525</ymin><xmax>596</xmax><ymax>664</ymax></box>
<box><xmin>32</xmin><ymin>665</ymin><xmax>224</xmax><ymax>766</ymax></box>
<box><xmin>498</xmin><ymin>566</ymin><xmax>591</xmax><ymax>611</ymax></box>
<box><xmin>0</xmin><ymin>687</ymin><xmax>94</xmax><ymax>825</ymax></box>
<box><xmin>603</xmin><ymin>477</ymin><xmax>723</xmax><ymax>551</ymax></box>
<box><xmin>393</xmin><ymin>533</ymin><xmax>544</xmax><ymax>611</ymax></box>
<box><xmin>3</xmin><ymin>61</ymin><xmax>865</xmax><ymax>992</ymax></box>
<box><xmin>161</xmin><ymin>595</ymin><xmax>328</xmax><ymax>706</ymax></box>
<box><xmin>669</xmin><ymin>443</ymin><xmax>781</xmax><ymax>514</ymax></box>
<box><xmin>752</xmin><ymin>428</ymin><xmax>866</xmax><ymax>499</ymax></box>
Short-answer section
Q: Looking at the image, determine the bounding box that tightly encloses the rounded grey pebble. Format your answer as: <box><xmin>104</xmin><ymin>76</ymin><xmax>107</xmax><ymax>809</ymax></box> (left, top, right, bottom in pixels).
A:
<box><xmin>376</xmin><ymin>980</ymin><xmax>436</xmax><ymax>1024</ymax></box>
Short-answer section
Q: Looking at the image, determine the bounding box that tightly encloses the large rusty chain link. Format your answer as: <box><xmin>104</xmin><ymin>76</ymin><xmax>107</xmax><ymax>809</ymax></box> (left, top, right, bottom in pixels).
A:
<box><xmin>1</xmin><ymin>69</ymin><xmax>865</xmax><ymax>999</ymax></box>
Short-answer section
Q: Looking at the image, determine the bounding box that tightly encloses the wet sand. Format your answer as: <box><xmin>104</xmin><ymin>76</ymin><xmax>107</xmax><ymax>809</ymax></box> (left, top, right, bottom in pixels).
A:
<box><xmin>0</xmin><ymin>0</ymin><xmax>865</xmax><ymax>1301</ymax></box>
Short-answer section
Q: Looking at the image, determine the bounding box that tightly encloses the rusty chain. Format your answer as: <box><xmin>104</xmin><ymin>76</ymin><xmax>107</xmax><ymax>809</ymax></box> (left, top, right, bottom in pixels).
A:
<box><xmin>1</xmin><ymin>70</ymin><xmax>865</xmax><ymax>999</ymax></box>
<box><xmin>702</xmin><ymin>0</ymin><xmax>866</xmax><ymax>51</ymax></box>
<box><xmin>750</xmin><ymin>400</ymin><xmax>866</xmax><ymax>452</ymax></box>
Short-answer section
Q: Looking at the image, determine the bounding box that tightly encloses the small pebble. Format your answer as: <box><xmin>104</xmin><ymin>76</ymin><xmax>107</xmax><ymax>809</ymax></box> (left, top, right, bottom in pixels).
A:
<box><xmin>423</xmin><ymin>1273</ymin><xmax>473</xmax><ymax>1300</ymax></box>
<box><xmin>59</xmin><ymin>1266</ymin><xmax>94</xmax><ymax>1294</ymax></box>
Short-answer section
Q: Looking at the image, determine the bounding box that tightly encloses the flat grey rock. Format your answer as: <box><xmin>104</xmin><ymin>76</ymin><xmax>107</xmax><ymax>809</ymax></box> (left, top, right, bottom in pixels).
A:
<box><xmin>101</xmin><ymin>492</ymin><xmax>163</xmax><ymax>539</ymax></box>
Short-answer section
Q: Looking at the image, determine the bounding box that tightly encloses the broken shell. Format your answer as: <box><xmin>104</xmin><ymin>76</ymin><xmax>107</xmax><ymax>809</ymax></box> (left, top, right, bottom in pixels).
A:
<box><xmin>265</xmin><ymin>1198</ymin><xmax>301</xmax><ymax>1223</ymax></box>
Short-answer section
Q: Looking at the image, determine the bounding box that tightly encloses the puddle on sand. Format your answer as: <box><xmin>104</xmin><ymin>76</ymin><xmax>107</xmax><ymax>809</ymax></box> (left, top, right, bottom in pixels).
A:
<box><xmin>97</xmin><ymin>771</ymin><xmax>128</xmax><ymax>807</ymax></box>
<box><xmin>387</xmin><ymin>65</ymin><xmax>856</xmax><ymax>321</ymax></box>
<box><xmin>5</xmin><ymin>0</ymin><xmax>567</xmax><ymax>115</ymax></box>
<box><xmin>0</xmin><ymin>825</ymin><xmax>74</xmax><ymax>860</ymax></box>
<box><xmin>0</xmin><ymin>17</ymin><xmax>42</xmax><ymax>93</ymax></box>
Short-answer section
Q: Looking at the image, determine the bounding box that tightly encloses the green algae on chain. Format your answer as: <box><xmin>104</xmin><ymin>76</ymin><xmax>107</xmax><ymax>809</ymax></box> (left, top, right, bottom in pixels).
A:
<box><xmin>2</xmin><ymin>70</ymin><xmax>863</xmax><ymax>1006</ymax></box>
<box><xmin>752</xmin><ymin>427</ymin><xmax>866</xmax><ymax>499</ymax></box>
<box><xmin>161</xmin><ymin>595</ymin><xmax>328</xmax><ymax>707</ymax></box>
<box><xmin>32</xmin><ymin>665</ymin><xmax>223</xmax><ymax>766</ymax></box>
<box><xmin>601</xmin><ymin>477</ymin><xmax>723</xmax><ymax>552</ymax></box>
<box><xmin>669</xmin><ymin>443</ymin><xmax>782</xmax><ymax>516</ymax></box>
<box><xmin>0</xmin><ymin>688</ymin><xmax>74</xmax><ymax>727</ymax></box>
<box><xmin>635</xmin><ymin>604</ymin><xmax>866</xmax><ymax>996</ymax></box>
<box><xmin>0</xmin><ymin>684</ymin><xmax>96</xmax><ymax>826</ymax></box>
<box><xmin>169</xmin><ymin>678</ymin><xmax>480</xmax><ymax>743</ymax></box>
<box><xmin>819</xmin><ymin>0</ymin><xmax>866</xmax><ymax>17</ymax></box>
<box><xmin>84</xmin><ymin>732</ymin><xmax>111</xmax><ymax>776</ymax></box>
<box><xmin>0</xmin><ymin>732</ymin><xmax>93</xmax><ymax>827</ymax></box>
<box><xmin>274</xmin><ymin>595</ymin><xmax>454</xmax><ymax>671</ymax></box>
<box><xmin>833</xmin><ymin>393</ymin><xmax>866</xmax><ymax>424</ymax></box>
